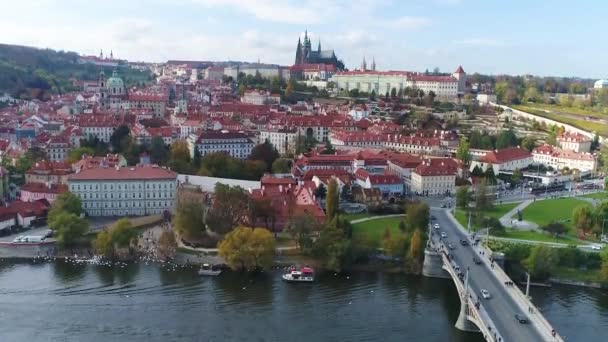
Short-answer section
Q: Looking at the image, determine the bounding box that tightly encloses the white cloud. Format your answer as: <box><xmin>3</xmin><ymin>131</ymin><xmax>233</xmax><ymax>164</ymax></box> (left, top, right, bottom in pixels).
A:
<box><xmin>381</xmin><ymin>16</ymin><xmax>431</xmax><ymax>30</ymax></box>
<box><xmin>453</xmin><ymin>38</ymin><xmax>506</xmax><ymax>47</ymax></box>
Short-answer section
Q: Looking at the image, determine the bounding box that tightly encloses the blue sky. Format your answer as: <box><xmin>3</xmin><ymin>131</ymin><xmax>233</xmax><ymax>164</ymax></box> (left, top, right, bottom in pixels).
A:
<box><xmin>0</xmin><ymin>0</ymin><xmax>606</xmax><ymax>78</ymax></box>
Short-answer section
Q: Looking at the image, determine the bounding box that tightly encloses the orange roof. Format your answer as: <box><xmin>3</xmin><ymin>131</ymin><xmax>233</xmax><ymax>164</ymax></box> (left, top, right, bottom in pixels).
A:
<box><xmin>479</xmin><ymin>147</ymin><xmax>531</xmax><ymax>164</ymax></box>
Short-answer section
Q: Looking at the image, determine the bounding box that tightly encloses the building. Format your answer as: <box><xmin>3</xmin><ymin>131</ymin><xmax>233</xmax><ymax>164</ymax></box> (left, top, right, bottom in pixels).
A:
<box><xmin>558</xmin><ymin>132</ymin><xmax>592</xmax><ymax>153</ymax></box>
<box><xmin>68</xmin><ymin>165</ymin><xmax>177</xmax><ymax>217</ymax></box>
<box><xmin>470</xmin><ymin>147</ymin><xmax>533</xmax><ymax>175</ymax></box>
<box><xmin>532</xmin><ymin>145</ymin><xmax>596</xmax><ymax>172</ymax></box>
<box><xmin>354</xmin><ymin>169</ymin><xmax>403</xmax><ymax>200</ymax></box>
<box><xmin>594</xmin><ymin>79</ymin><xmax>608</xmax><ymax>89</ymax></box>
<box><xmin>188</xmin><ymin>131</ymin><xmax>254</xmax><ymax>160</ymax></box>
<box><xmin>26</xmin><ymin>160</ymin><xmax>73</xmax><ymax>185</ymax></box>
<box><xmin>259</xmin><ymin>128</ymin><xmax>297</xmax><ymax>155</ymax></box>
<box><xmin>241</xmin><ymin>90</ymin><xmax>281</xmax><ymax>105</ymax></box>
<box><xmin>290</xmin><ymin>63</ymin><xmax>337</xmax><ymax>81</ymax></box>
<box><xmin>331</xmin><ymin>66</ymin><xmax>466</xmax><ymax>99</ymax></box>
<box><xmin>20</xmin><ymin>182</ymin><xmax>68</xmax><ymax>203</ymax></box>
<box><xmin>47</xmin><ymin>136</ymin><xmax>70</xmax><ymax>162</ymax></box>
<box><xmin>294</xmin><ymin>30</ymin><xmax>341</xmax><ymax>69</ymax></box>
<box><xmin>477</xmin><ymin>93</ymin><xmax>497</xmax><ymax>104</ymax></box>
<box><xmin>204</xmin><ymin>66</ymin><xmax>224</xmax><ymax>81</ymax></box>
<box><xmin>410</xmin><ymin>158</ymin><xmax>457</xmax><ymax>196</ymax></box>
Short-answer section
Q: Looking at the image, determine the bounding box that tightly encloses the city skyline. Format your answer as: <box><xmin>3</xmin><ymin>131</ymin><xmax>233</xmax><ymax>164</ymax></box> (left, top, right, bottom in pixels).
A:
<box><xmin>0</xmin><ymin>0</ymin><xmax>607</xmax><ymax>78</ymax></box>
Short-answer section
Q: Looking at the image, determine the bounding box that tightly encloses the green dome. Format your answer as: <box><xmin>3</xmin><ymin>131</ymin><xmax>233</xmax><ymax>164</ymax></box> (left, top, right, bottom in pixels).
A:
<box><xmin>106</xmin><ymin>70</ymin><xmax>124</xmax><ymax>90</ymax></box>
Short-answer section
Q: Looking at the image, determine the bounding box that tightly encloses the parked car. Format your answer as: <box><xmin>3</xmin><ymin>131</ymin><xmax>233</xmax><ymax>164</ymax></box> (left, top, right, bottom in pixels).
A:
<box><xmin>430</xmin><ymin>215</ymin><xmax>437</xmax><ymax>221</ymax></box>
<box><xmin>514</xmin><ymin>313</ymin><xmax>528</xmax><ymax>324</ymax></box>
<box><xmin>12</xmin><ymin>236</ymin><xmax>24</xmax><ymax>243</ymax></box>
<box><xmin>440</xmin><ymin>232</ymin><xmax>447</xmax><ymax>238</ymax></box>
<box><xmin>591</xmin><ymin>244</ymin><xmax>603</xmax><ymax>250</ymax></box>
<box><xmin>43</xmin><ymin>230</ymin><xmax>53</xmax><ymax>238</ymax></box>
<box><xmin>481</xmin><ymin>289</ymin><xmax>491</xmax><ymax>299</ymax></box>
<box><xmin>440</xmin><ymin>203</ymin><xmax>447</xmax><ymax>208</ymax></box>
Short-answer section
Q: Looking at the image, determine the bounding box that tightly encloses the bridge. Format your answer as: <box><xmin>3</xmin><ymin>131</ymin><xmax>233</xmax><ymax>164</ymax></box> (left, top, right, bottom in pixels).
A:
<box><xmin>423</xmin><ymin>209</ymin><xmax>563</xmax><ymax>342</ymax></box>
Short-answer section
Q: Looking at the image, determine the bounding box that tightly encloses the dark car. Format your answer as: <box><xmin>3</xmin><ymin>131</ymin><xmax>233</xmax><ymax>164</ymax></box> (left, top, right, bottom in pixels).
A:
<box><xmin>430</xmin><ymin>215</ymin><xmax>436</xmax><ymax>220</ymax></box>
<box><xmin>460</xmin><ymin>239</ymin><xmax>469</xmax><ymax>246</ymax></box>
<box><xmin>473</xmin><ymin>257</ymin><xmax>482</xmax><ymax>265</ymax></box>
<box><xmin>447</xmin><ymin>243</ymin><xmax>456</xmax><ymax>250</ymax></box>
<box><xmin>514</xmin><ymin>314</ymin><xmax>528</xmax><ymax>324</ymax></box>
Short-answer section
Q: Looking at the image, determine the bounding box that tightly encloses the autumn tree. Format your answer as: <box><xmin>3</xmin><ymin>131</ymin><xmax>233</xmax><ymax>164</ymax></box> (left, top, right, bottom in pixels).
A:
<box><xmin>218</xmin><ymin>227</ymin><xmax>276</xmax><ymax>271</ymax></box>
<box><xmin>158</xmin><ymin>230</ymin><xmax>178</xmax><ymax>260</ymax></box>
<box><xmin>407</xmin><ymin>229</ymin><xmax>424</xmax><ymax>272</ymax></box>
<box><xmin>325</xmin><ymin>178</ymin><xmax>339</xmax><ymax>222</ymax></box>
<box><xmin>456</xmin><ymin>137</ymin><xmax>472</xmax><ymax>168</ymax></box>
<box><xmin>249</xmin><ymin>140</ymin><xmax>279</xmax><ymax>172</ymax></box>
<box><xmin>404</xmin><ymin>201</ymin><xmax>429</xmax><ymax>233</ymax></box>
<box><xmin>572</xmin><ymin>205</ymin><xmax>594</xmax><ymax>235</ymax></box>
<box><xmin>94</xmin><ymin>219</ymin><xmax>138</xmax><ymax>259</ymax></box>
<box><xmin>169</xmin><ymin>140</ymin><xmax>193</xmax><ymax>174</ymax></box>
<box><xmin>174</xmin><ymin>197</ymin><xmax>206</xmax><ymax>241</ymax></box>
<box><xmin>205</xmin><ymin>184</ymin><xmax>250</xmax><ymax>234</ymax></box>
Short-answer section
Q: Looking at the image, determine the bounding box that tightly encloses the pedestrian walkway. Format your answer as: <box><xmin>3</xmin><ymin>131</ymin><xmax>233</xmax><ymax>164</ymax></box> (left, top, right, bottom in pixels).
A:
<box><xmin>499</xmin><ymin>200</ymin><xmax>538</xmax><ymax>229</ymax></box>
<box><xmin>350</xmin><ymin>214</ymin><xmax>405</xmax><ymax>224</ymax></box>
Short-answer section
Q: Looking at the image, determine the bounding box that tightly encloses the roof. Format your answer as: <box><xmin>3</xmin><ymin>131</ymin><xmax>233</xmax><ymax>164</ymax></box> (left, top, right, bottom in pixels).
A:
<box><xmin>479</xmin><ymin>147</ymin><xmax>531</xmax><ymax>164</ymax></box>
<box><xmin>455</xmin><ymin>65</ymin><xmax>465</xmax><ymax>74</ymax></box>
<box><xmin>414</xmin><ymin>158</ymin><xmax>458</xmax><ymax>176</ymax></box>
<box><xmin>20</xmin><ymin>182</ymin><xmax>68</xmax><ymax>194</ymax></box>
<box><xmin>69</xmin><ymin>165</ymin><xmax>177</xmax><ymax>181</ymax></box>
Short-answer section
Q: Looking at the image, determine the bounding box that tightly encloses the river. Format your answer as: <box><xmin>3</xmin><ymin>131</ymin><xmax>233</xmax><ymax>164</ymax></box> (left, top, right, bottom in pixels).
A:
<box><xmin>0</xmin><ymin>260</ymin><xmax>606</xmax><ymax>342</ymax></box>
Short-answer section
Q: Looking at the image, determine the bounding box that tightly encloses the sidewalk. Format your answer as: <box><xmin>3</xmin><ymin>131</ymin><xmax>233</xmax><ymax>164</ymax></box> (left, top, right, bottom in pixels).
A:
<box><xmin>350</xmin><ymin>214</ymin><xmax>405</xmax><ymax>224</ymax></box>
<box><xmin>499</xmin><ymin>200</ymin><xmax>536</xmax><ymax>229</ymax></box>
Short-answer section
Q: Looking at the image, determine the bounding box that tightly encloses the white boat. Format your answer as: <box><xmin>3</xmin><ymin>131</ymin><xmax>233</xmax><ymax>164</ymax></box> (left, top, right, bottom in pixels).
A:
<box><xmin>198</xmin><ymin>264</ymin><xmax>222</xmax><ymax>276</ymax></box>
<box><xmin>282</xmin><ymin>266</ymin><xmax>315</xmax><ymax>282</ymax></box>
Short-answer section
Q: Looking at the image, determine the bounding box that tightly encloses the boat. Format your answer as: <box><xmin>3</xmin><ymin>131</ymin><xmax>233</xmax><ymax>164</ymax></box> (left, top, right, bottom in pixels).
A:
<box><xmin>198</xmin><ymin>264</ymin><xmax>222</xmax><ymax>276</ymax></box>
<box><xmin>282</xmin><ymin>266</ymin><xmax>315</xmax><ymax>282</ymax></box>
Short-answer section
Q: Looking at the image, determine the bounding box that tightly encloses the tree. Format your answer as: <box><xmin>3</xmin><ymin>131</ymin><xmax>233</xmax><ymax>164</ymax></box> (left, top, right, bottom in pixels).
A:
<box><xmin>542</xmin><ymin>222</ymin><xmax>567</xmax><ymax>237</ymax></box>
<box><xmin>325</xmin><ymin>178</ymin><xmax>339</xmax><ymax>222</ymax></box>
<box><xmin>312</xmin><ymin>223</ymin><xmax>351</xmax><ymax>272</ymax></box>
<box><xmin>521</xmin><ymin>136</ymin><xmax>536</xmax><ymax>152</ymax></box>
<box><xmin>49</xmin><ymin>212</ymin><xmax>89</xmax><ymax>248</ymax></box>
<box><xmin>109</xmin><ymin>125</ymin><xmax>130</xmax><ymax>153</ymax></box>
<box><xmin>456</xmin><ymin>137</ymin><xmax>472</xmax><ymax>167</ymax></box>
<box><xmin>456</xmin><ymin>186</ymin><xmax>470</xmax><ymax>210</ymax></box>
<box><xmin>218</xmin><ymin>227</ymin><xmax>276</xmax><ymax>271</ymax></box>
<box><xmin>67</xmin><ymin>147</ymin><xmax>95</xmax><ymax>163</ymax></box>
<box><xmin>496</xmin><ymin>129</ymin><xmax>518</xmax><ymax>149</ymax></box>
<box><xmin>525</xmin><ymin>245</ymin><xmax>558</xmax><ymax>280</ymax></box>
<box><xmin>600</xmin><ymin>249</ymin><xmax>608</xmax><ymax>283</ymax></box>
<box><xmin>271</xmin><ymin>158</ymin><xmax>291</xmax><ymax>173</ymax></box>
<box><xmin>205</xmin><ymin>184</ymin><xmax>250</xmax><ymax>234</ymax></box>
<box><xmin>149</xmin><ymin>136</ymin><xmax>169</xmax><ymax>165</ymax></box>
<box><xmin>48</xmin><ymin>192</ymin><xmax>83</xmax><ymax>226</ymax></box>
<box><xmin>249</xmin><ymin>198</ymin><xmax>276</xmax><ymax>233</ymax></box>
<box><xmin>390</xmin><ymin>87</ymin><xmax>397</xmax><ymax>98</ymax></box>
<box><xmin>174</xmin><ymin>197</ymin><xmax>206</xmax><ymax>241</ymax></box>
<box><xmin>169</xmin><ymin>140</ymin><xmax>193</xmax><ymax>174</ymax></box>
<box><xmin>512</xmin><ymin>168</ymin><xmax>523</xmax><ymax>184</ymax></box>
<box><xmin>407</xmin><ymin>229</ymin><xmax>424</xmax><ymax>272</ymax></box>
<box><xmin>404</xmin><ymin>202</ymin><xmax>429</xmax><ymax>233</ymax></box>
<box><xmin>285</xmin><ymin>79</ymin><xmax>295</xmax><ymax>97</ymax></box>
<box><xmin>321</xmin><ymin>140</ymin><xmax>335</xmax><ymax>155</ymax></box>
<box><xmin>475</xmin><ymin>179</ymin><xmax>493</xmax><ymax>211</ymax></box>
<box><xmin>572</xmin><ymin>205</ymin><xmax>593</xmax><ymax>235</ymax></box>
<box><xmin>382</xmin><ymin>233</ymin><xmax>407</xmax><ymax>258</ymax></box>
<box><xmin>249</xmin><ymin>140</ymin><xmax>279</xmax><ymax>172</ymax></box>
<box><xmin>158</xmin><ymin>230</ymin><xmax>177</xmax><ymax>260</ymax></box>
<box><xmin>287</xmin><ymin>214</ymin><xmax>316</xmax><ymax>251</ymax></box>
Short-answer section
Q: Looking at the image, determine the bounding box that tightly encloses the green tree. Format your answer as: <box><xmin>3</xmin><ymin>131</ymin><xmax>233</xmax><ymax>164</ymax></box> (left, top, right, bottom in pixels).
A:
<box><xmin>542</xmin><ymin>222</ymin><xmax>567</xmax><ymax>237</ymax></box>
<box><xmin>382</xmin><ymin>233</ymin><xmax>407</xmax><ymax>258</ymax></box>
<box><xmin>456</xmin><ymin>186</ymin><xmax>470</xmax><ymax>210</ymax></box>
<box><xmin>312</xmin><ymin>223</ymin><xmax>351</xmax><ymax>272</ymax></box>
<box><xmin>249</xmin><ymin>140</ymin><xmax>279</xmax><ymax>172</ymax></box>
<box><xmin>572</xmin><ymin>205</ymin><xmax>593</xmax><ymax>235</ymax></box>
<box><xmin>325</xmin><ymin>178</ymin><xmax>339</xmax><ymax>222</ymax></box>
<box><xmin>48</xmin><ymin>192</ymin><xmax>83</xmax><ymax>226</ymax></box>
<box><xmin>249</xmin><ymin>198</ymin><xmax>276</xmax><ymax>233</ymax></box>
<box><xmin>67</xmin><ymin>147</ymin><xmax>95</xmax><ymax>163</ymax></box>
<box><xmin>287</xmin><ymin>214</ymin><xmax>316</xmax><ymax>251</ymax></box>
<box><xmin>600</xmin><ymin>248</ymin><xmax>608</xmax><ymax>283</ymax></box>
<box><xmin>174</xmin><ymin>197</ymin><xmax>206</xmax><ymax>241</ymax></box>
<box><xmin>218</xmin><ymin>227</ymin><xmax>276</xmax><ymax>271</ymax></box>
<box><xmin>205</xmin><ymin>184</ymin><xmax>250</xmax><ymax>234</ymax></box>
<box><xmin>49</xmin><ymin>213</ymin><xmax>89</xmax><ymax>248</ymax></box>
<box><xmin>525</xmin><ymin>245</ymin><xmax>558</xmax><ymax>280</ymax></box>
<box><xmin>456</xmin><ymin>137</ymin><xmax>472</xmax><ymax>167</ymax></box>
<box><xmin>496</xmin><ymin>129</ymin><xmax>518</xmax><ymax>149</ymax></box>
<box><xmin>512</xmin><ymin>168</ymin><xmax>523</xmax><ymax>184</ymax></box>
<box><xmin>109</xmin><ymin>125</ymin><xmax>130</xmax><ymax>153</ymax></box>
<box><xmin>475</xmin><ymin>179</ymin><xmax>493</xmax><ymax>211</ymax></box>
<box><xmin>169</xmin><ymin>140</ymin><xmax>193</xmax><ymax>174</ymax></box>
<box><xmin>271</xmin><ymin>158</ymin><xmax>291</xmax><ymax>173</ymax></box>
<box><xmin>149</xmin><ymin>136</ymin><xmax>169</xmax><ymax>165</ymax></box>
<box><xmin>390</xmin><ymin>87</ymin><xmax>397</xmax><ymax>98</ymax></box>
<box><xmin>321</xmin><ymin>140</ymin><xmax>336</xmax><ymax>155</ymax></box>
<box><xmin>521</xmin><ymin>136</ymin><xmax>537</xmax><ymax>152</ymax></box>
<box><xmin>404</xmin><ymin>202</ymin><xmax>429</xmax><ymax>233</ymax></box>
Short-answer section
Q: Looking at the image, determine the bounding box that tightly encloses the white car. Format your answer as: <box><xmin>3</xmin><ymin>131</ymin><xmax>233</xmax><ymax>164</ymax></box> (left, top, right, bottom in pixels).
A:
<box><xmin>434</xmin><ymin>223</ymin><xmax>440</xmax><ymax>229</ymax></box>
<box><xmin>12</xmin><ymin>236</ymin><xmax>24</xmax><ymax>243</ymax></box>
<box><xmin>481</xmin><ymin>289</ymin><xmax>491</xmax><ymax>299</ymax></box>
<box><xmin>440</xmin><ymin>232</ymin><xmax>447</xmax><ymax>238</ymax></box>
<box><xmin>591</xmin><ymin>245</ymin><xmax>603</xmax><ymax>251</ymax></box>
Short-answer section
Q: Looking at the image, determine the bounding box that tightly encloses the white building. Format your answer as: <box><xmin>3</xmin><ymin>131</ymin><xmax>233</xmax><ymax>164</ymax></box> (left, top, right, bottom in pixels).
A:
<box><xmin>532</xmin><ymin>145</ymin><xmax>596</xmax><ymax>172</ymax></box>
<box><xmin>330</xmin><ymin>66</ymin><xmax>466</xmax><ymax>99</ymax></box>
<box><xmin>348</xmin><ymin>107</ymin><xmax>371</xmax><ymax>120</ymax></box>
<box><xmin>594</xmin><ymin>79</ymin><xmax>608</xmax><ymax>89</ymax></box>
<box><xmin>410</xmin><ymin>158</ymin><xmax>457</xmax><ymax>196</ymax></box>
<box><xmin>68</xmin><ymin>165</ymin><xmax>177</xmax><ymax>217</ymax></box>
<box><xmin>558</xmin><ymin>132</ymin><xmax>592</xmax><ymax>153</ymax></box>
<box><xmin>259</xmin><ymin>128</ymin><xmax>297</xmax><ymax>155</ymax></box>
<box><xmin>241</xmin><ymin>90</ymin><xmax>281</xmax><ymax>105</ymax></box>
<box><xmin>204</xmin><ymin>66</ymin><xmax>224</xmax><ymax>81</ymax></box>
<box><xmin>470</xmin><ymin>147</ymin><xmax>533</xmax><ymax>175</ymax></box>
<box><xmin>48</xmin><ymin>136</ymin><xmax>70</xmax><ymax>162</ymax></box>
<box><xmin>476</xmin><ymin>93</ymin><xmax>497</xmax><ymax>104</ymax></box>
<box><xmin>188</xmin><ymin>131</ymin><xmax>254</xmax><ymax>160</ymax></box>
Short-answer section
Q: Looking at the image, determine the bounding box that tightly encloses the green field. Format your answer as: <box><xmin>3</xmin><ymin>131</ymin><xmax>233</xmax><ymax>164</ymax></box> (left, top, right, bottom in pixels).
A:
<box><xmin>343</xmin><ymin>212</ymin><xmax>377</xmax><ymax>222</ymax></box>
<box><xmin>521</xmin><ymin>102</ymin><xmax>603</xmax><ymax>118</ymax></box>
<box><xmin>512</xmin><ymin>104</ymin><xmax>608</xmax><ymax>137</ymax></box>
<box><xmin>351</xmin><ymin>217</ymin><xmax>403</xmax><ymax>245</ymax></box>
<box><xmin>582</xmin><ymin>192</ymin><xmax>608</xmax><ymax>199</ymax></box>
<box><xmin>454</xmin><ymin>202</ymin><xmax>521</xmax><ymax>230</ymax></box>
<box><xmin>520</xmin><ymin>198</ymin><xmax>590</xmax><ymax>229</ymax></box>
<box><xmin>501</xmin><ymin>229</ymin><xmax>584</xmax><ymax>245</ymax></box>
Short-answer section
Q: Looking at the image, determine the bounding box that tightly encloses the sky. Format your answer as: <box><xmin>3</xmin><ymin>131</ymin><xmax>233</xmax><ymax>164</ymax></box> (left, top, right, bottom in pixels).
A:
<box><xmin>0</xmin><ymin>0</ymin><xmax>606</xmax><ymax>78</ymax></box>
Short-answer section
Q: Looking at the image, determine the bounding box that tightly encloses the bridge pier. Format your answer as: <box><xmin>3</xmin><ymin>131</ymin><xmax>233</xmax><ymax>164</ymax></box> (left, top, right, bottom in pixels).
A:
<box><xmin>455</xmin><ymin>300</ymin><xmax>481</xmax><ymax>332</ymax></box>
<box><xmin>422</xmin><ymin>249</ymin><xmax>450</xmax><ymax>279</ymax></box>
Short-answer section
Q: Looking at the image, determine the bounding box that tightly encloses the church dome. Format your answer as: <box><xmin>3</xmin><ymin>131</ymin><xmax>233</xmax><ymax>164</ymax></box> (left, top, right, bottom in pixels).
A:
<box><xmin>106</xmin><ymin>70</ymin><xmax>125</xmax><ymax>95</ymax></box>
<box><xmin>594</xmin><ymin>79</ymin><xmax>608</xmax><ymax>89</ymax></box>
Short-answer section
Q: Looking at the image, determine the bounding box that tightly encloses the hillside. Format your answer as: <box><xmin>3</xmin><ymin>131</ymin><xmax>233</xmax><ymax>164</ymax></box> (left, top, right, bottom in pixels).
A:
<box><xmin>0</xmin><ymin>44</ymin><xmax>152</xmax><ymax>100</ymax></box>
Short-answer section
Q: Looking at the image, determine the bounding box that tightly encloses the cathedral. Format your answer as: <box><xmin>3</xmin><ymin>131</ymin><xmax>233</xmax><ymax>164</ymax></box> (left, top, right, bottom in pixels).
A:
<box><xmin>294</xmin><ymin>30</ymin><xmax>343</xmax><ymax>69</ymax></box>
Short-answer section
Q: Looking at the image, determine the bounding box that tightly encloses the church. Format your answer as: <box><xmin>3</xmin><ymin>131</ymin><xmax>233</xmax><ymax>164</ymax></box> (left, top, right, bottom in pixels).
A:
<box><xmin>294</xmin><ymin>30</ymin><xmax>343</xmax><ymax>70</ymax></box>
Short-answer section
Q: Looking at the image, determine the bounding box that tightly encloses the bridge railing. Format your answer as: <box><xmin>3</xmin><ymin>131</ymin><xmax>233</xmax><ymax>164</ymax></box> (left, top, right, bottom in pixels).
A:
<box><xmin>445</xmin><ymin>210</ymin><xmax>563</xmax><ymax>342</ymax></box>
<box><xmin>440</xmin><ymin>251</ymin><xmax>504</xmax><ymax>342</ymax></box>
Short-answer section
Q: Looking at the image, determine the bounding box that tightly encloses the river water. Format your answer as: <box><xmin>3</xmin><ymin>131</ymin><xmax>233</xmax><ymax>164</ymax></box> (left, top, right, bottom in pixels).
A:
<box><xmin>0</xmin><ymin>260</ymin><xmax>606</xmax><ymax>342</ymax></box>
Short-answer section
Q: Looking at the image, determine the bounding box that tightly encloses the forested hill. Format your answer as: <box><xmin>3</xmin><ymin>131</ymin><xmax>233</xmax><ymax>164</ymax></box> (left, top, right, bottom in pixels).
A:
<box><xmin>0</xmin><ymin>44</ymin><xmax>152</xmax><ymax>100</ymax></box>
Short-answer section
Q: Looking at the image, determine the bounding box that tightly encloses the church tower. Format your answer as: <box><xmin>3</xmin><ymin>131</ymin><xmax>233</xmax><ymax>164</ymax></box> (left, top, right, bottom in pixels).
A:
<box><xmin>371</xmin><ymin>57</ymin><xmax>376</xmax><ymax>71</ymax></box>
<box><xmin>452</xmin><ymin>65</ymin><xmax>466</xmax><ymax>94</ymax></box>
<box><xmin>98</xmin><ymin>70</ymin><xmax>107</xmax><ymax>106</ymax></box>
<box><xmin>295</xmin><ymin>37</ymin><xmax>302</xmax><ymax>64</ymax></box>
<box><xmin>318</xmin><ymin>39</ymin><xmax>321</xmax><ymax>53</ymax></box>
<box><xmin>361</xmin><ymin>56</ymin><xmax>367</xmax><ymax>71</ymax></box>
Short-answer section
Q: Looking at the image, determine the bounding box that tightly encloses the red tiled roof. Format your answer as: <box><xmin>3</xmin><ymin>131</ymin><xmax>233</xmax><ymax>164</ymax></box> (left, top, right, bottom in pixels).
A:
<box><xmin>414</xmin><ymin>158</ymin><xmax>458</xmax><ymax>176</ymax></box>
<box><xmin>479</xmin><ymin>147</ymin><xmax>531</xmax><ymax>164</ymax></box>
<box><xmin>455</xmin><ymin>65</ymin><xmax>465</xmax><ymax>74</ymax></box>
<box><xmin>69</xmin><ymin>165</ymin><xmax>177</xmax><ymax>181</ymax></box>
<box><xmin>20</xmin><ymin>182</ymin><xmax>68</xmax><ymax>194</ymax></box>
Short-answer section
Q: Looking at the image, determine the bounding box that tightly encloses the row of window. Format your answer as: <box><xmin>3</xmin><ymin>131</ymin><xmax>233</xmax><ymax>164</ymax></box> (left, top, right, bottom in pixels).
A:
<box><xmin>80</xmin><ymin>192</ymin><xmax>173</xmax><ymax>199</ymax></box>
<box><xmin>83</xmin><ymin>200</ymin><xmax>172</xmax><ymax>209</ymax></box>
<box><xmin>72</xmin><ymin>182</ymin><xmax>175</xmax><ymax>191</ymax></box>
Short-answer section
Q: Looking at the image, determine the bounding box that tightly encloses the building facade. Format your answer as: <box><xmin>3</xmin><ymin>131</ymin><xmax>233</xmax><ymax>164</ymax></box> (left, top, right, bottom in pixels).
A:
<box><xmin>68</xmin><ymin>165</ymin><xmax>177</xmax><ymax>217</ymax></box>
<box><xmin>187</xmin><ymin>131</ymin><xmax>254</xmax><ymax>160</ymax></box>
<box><xmin>410</xmin><ymin>158</ymin><xmax>457</xmax><ymax>196</ymax></box>
<box><xmin>259</xmin><ymin>128</ymin><xmax>297</xmax><ymax>155</ymax></box>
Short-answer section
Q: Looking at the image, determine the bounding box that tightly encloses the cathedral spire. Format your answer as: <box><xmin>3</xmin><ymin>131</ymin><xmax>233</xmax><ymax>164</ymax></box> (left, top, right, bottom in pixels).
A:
<box><xmin>361</xmin><ymin>56</ymin><xmax>367</xmax><ymax>71</ymax></box>
<box><xmin>100</xmin><ymin>49</ymin><xmax>104</xmax><ymax>59</ymax></box>
<box><xmin>295</xmin><ymin>37</ymin><xmax>302</xmax><ymax>64</ymax></box>
<box><xmin>318</xmin><ymin>38</ymin><xmax>321</xmax><ymax>52</ymax></box>
<box><xmin>371</xmin><ymin>57</ymin><xmax>376</xmax><ymax>71</ymax></box>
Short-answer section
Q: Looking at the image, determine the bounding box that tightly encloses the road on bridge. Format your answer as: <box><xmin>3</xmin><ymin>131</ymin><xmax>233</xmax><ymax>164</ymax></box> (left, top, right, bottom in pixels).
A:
<box><xmin>432</xmin><ymin>208</ymin><xmax>547</xmax><ymax>342</ymax></box>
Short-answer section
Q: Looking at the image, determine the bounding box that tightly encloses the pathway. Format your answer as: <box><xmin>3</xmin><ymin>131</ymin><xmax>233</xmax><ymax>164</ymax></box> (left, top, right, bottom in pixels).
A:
<box><xmin>350</xmin><ymin>214</ymin><xmax>405</xmax><ymax>224</ymax></box>
<box><xmin>499</xmin><ymin>200</ymin><xmax>538</xmax><ymax>230</ymax></box>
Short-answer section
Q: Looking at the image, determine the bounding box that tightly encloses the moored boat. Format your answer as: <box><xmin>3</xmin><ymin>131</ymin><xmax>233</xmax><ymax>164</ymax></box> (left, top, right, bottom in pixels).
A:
<box><xmin>282</xmin><ymin>266</ymin><xmax>314</xmax><ymax>282</ymax></box>
<box><xmin>198</xmin><ymin>263</ymin><xmax>222</xmax><ymax>276</ymax></box>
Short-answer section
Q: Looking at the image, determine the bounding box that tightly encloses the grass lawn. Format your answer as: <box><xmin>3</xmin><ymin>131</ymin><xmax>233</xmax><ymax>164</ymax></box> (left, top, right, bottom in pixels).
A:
<box><xmin>351</xmin><ymin>217</ymin><xmax>403</xmax><ymax>246</ymax></box>
<box><xmin>501</xmin><ymin>229</ymin><xmax>584</xmax><ymax>245</ymax></box>
<box><xmin>521</xmin><ymin>198</ymin><xmax>590</xmax><ymax>229</ymax></box>
<box><xmin>512</xmin><ymin>104</ymin><xmax>608</xmax><ymax>137</ymax></box>
<box><xmin>582</xmin><ymin>192</ymin><xmax>608</xmax><ymax>199</ymax></box>
<box><xmin>343</xmin><ymin>212</ymin><xmax>377</xmax><ymax>222</ymax></box>
<box><xmin>454</xmin><ymin>202</ymin><xmax>522</xmax><ymax>230</ymax></box>
<box><xmin>521</xmin><ymin>102</ymin><xmax>602</xmax><ymax>118</ymax></box>
<box><xmin>552</xmin><ymin>266</ymin><xmax>603</xmax><ymax>283</ymax></box>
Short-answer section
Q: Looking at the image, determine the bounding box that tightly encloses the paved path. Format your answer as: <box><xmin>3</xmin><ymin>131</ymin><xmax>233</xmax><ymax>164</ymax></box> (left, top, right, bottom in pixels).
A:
<box><xmin>499</xmin><ymin>200</ymin><xmax>538</xmax><ymax>230</ymax></box>
<box><xmin>349</xmin><ymin>214</ymin><xmax>405</xmax><ymax>224</ymax></box>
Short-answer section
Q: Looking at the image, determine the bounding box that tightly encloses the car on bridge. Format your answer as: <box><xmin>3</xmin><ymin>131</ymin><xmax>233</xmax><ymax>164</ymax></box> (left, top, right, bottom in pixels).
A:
<box><xmin>447</xmin><ymin>243</ymin><xmax>456</xmax><ymax>250</ymax></box>
<box><xmin>460</xmin><ymin>239</ymin><xmax>468</xmax><ymax>246</ymax></box>
<box><xmin>434</xmin><ymin>223</ymin><xmax>440</xmax><ymax>229</ymax></box>
<box><xmin>473</xmin><ymin>257</ymin><xmax>482</xmax><ymax>265</ymax></box>
<box><xmin>514</xmin><ymin>313</ymin><xmax>529</xmax><ymax>324</ymax></box>
<box><xmin>480</xmin><ymin>289</ymin><xmax>491</xmax><ymax>299</ymax></box>
<box><xmin>440</xmin><ymin>232</ymin><xmax>447</xmax><ymax>238</ymax></box>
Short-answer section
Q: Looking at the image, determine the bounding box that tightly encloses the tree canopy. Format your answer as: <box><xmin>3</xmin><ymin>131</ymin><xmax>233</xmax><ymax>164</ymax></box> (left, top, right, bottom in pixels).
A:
<box><xmin>218</xmin><ymin>227</ymin><xmax>276</xmax><ymax>271</ymax></box>
<box><xmin>49</xmin><ymin>213</ymin><xmax>89</xmax><ymax>248</ymax></box>
<box><xmin>205</xmin><ymin>184</ymin><xmax>250</xmax><ymax>234</ymax></box>
<box><xmin>249</xmin><ymin>140</ymin><xmax>279</xmax><ymax>172</ymax></box>
<box><xmin>325</xmin><ymin>178</ymin><xmax>339</xmax><ymax>222</ymax></box>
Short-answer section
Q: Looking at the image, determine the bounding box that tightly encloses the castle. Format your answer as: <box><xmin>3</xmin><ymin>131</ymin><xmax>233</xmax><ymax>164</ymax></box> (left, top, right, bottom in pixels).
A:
<box><xmin>294</xmin><ymin>30</ymin><xmax>342</xmax><ymax>69</ymax></box>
